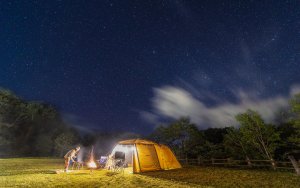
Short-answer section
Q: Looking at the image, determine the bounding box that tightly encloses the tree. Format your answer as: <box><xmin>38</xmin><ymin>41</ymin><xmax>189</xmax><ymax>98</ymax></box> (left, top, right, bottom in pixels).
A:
<box><xmin>0</xmin><ymin>89</ymin><xmax>26</xmax><ymax>155</ymax></box>
<box><xmin>54</xmin><ymin>133</ymin><xmax>77</xmax><ymax>157</ymax></box>
<box><xmin>224</xmin><ymin>127</ymin><xmax>257</xmax><ymax>160</ymax></box>
<box><xmin>0</xmin><ymin>122</ymin><xmax>14</xmax><ymax>156</ymax></box>
<box><xmin>34</xmin><ymin>133</ymin><xmax>53</xmax><ymax>156</ymax></box>
<box><xmin>0</xmin><ymin>89</ymin><xmax>25</xmax><ymax>126</ymax></box>
<box><xmin>289</xmin><ymin>94</ymin><xmax>300</xmax><ymax>147</ymax></box>
<box><xmin>203</xmin><ymin>128</ymin><xmax>229</xmax><ymax>145</ymax></box>
<box><xmin>0</xmin><ymin>88</ymin><xmax>80</xmax><ymax>156</ymax></box>
<box><xmin>236</xmin><ymin>110</ymin><xmax>280</xmax><ymax>160</ymax></box>
<box><xmin>150</xmin><ymin>117</ymin><xmax>204</xmax><ymax>158</ymax></box>
<box><xmin>275</xmin><ymin>122</ymin><xmax>298</xmax><ymax>159</ymax></box>
<box><xmin>224</xmin><ymin>127</ymin><xmax>246</xmax><ymax>159</ymax></box>
<box><xmin>200</xmin><ymin>128</ymin><xmax>230</xmax><ymax>159</ymax></box>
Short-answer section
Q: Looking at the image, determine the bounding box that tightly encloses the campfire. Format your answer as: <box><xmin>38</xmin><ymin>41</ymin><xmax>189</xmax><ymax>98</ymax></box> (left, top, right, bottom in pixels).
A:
<box><xmin>87</xmin><ymin>161</ymin><xmax>97</xmax><ymax>168</ymax></box>
<box><xmin>87</xmin><ymin>146</ymin><xmax>97</xmax><ymax>172</ymax></box>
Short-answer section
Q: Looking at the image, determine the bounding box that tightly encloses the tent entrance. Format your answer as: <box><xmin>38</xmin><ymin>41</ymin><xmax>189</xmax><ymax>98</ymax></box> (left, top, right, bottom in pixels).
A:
<box><xmin>136</xmin><ymin>144</ymin><xmax>161</xmax><ymax>172</ymax></box>
<box><xmin>111</xmin><ymin>144</ymin><xmax>134</xmax><ymax>173</ymax></box>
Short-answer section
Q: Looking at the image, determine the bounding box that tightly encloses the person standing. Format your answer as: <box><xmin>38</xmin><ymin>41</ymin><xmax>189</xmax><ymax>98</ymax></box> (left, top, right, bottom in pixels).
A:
<box><xmin>64</xmin><ymin>146</ymin><xmax>80</xmax><ymax>172</ymax></box>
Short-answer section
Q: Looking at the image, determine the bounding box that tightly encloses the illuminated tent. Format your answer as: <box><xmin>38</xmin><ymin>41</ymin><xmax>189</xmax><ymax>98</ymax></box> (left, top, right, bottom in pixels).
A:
<box><xmin>106</xmin><ymin>139</ymin><xmax>181</xmax><ymax>173</ymax></box>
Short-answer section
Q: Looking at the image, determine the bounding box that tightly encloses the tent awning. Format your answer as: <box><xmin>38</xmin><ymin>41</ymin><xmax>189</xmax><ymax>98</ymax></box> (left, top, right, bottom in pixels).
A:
<box><xmin>118</xmin><ymin>139</ymin><xmax>157</xmax><ymax>145</ymax></box>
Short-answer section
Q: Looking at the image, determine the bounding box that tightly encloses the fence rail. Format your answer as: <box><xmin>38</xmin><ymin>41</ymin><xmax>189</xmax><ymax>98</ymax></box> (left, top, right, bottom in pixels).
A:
<box><xmin>177</xmin><ymin>158</ymin><xmax>300</xmax><ymax>173</ymax></box>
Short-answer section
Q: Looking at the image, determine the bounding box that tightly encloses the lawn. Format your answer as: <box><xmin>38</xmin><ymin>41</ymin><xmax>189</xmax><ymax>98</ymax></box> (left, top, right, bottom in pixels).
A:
<box><xmin>0</xmin><ymin>158</ymin><xmax>299</xmax><ymax>188</ymax></box>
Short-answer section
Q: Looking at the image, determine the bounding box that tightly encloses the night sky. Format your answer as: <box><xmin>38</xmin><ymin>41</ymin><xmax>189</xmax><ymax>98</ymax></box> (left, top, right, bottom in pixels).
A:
<box><xmin>1</xmin><ymin>0</ymin><xmax>300</xmax><ymax>134</ymax></box>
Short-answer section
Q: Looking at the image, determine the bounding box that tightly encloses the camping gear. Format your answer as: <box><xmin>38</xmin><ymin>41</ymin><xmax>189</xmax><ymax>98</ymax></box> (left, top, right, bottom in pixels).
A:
<box><xmin>98</xmin><ymin>156</ymin><xmax>108</xmax><ymax>168</ymax></box>
<box><xmin>106</xmin><ymin>139</ymin><xmax>181</xmax><ymax>173</ymax></box>
<box><xmin>111</xmin><ymin>158</ymin><xmax>126</xmax><ymax>173</ymax></box>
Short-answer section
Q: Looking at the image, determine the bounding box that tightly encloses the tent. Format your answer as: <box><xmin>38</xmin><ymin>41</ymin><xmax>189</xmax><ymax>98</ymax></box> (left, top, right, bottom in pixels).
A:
<box><xmin>106</xmin><ymin>139</ymin><xmax>181</xmax><ymax>173</ymax></box>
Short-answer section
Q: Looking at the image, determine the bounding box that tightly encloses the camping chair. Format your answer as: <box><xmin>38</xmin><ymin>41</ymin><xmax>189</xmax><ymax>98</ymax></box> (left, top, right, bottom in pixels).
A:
<box><xmin>112</xmin><ymin>159</ymin><xmax>125</xmax><ymax>173</ymax></box>
<box><xmin>111</xmin><ymin>151</ymin><xmax>126</xmax><ymax>173</ymax></box>
<box><xmin>98</xmin><ymin>156</ymin><xmax>108</xmax><ymax>168</ymax></box>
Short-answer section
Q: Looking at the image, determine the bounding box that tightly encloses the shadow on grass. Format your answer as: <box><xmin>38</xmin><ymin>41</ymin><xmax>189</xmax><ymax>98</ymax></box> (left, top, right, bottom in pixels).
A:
<box><xmin>72</xmin><ymin>172</ymin><xmax>92</xmax><ymax>175</ymax></box>
<box><xmin>43</xmin><ymin>170</ymin><xmax>58</xmax><ymax>174</ymax></box>
<box><xmin>0</xmin><ymin>170</ymin><xmax>58</xmax><ymax>176</ymax></box>
<box><xmin>140</xmin><ymin>166</ymin><xmax>300</xmax><ymax>188</ymax></box>
<box><xmin>140</xmin><ymin>168</ymin><xmax>185</xmax><ymax>182</ymax></box>
<box><xmin>105</xmin><ymin>171</ymin><xmax>120</xmax><ymax>176</ymax></box>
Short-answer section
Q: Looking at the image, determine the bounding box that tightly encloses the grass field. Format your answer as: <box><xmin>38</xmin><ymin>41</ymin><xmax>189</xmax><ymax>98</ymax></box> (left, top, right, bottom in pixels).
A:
<box><xmin>0</xmin><ymin>158</ymin><xmax>299</xmax><ymax>188</ymax></box>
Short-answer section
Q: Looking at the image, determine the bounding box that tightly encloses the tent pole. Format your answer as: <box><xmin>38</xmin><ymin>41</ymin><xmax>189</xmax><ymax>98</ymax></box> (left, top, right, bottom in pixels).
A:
<box><xmin>153</xmin><ymin>145</ymin><xmax>162</xmax><ymax>170</ymax></box>
<box><xmin>135</xmin><ymin>144</ymin><xmax>142</xmax><ymax>172</ymax></box>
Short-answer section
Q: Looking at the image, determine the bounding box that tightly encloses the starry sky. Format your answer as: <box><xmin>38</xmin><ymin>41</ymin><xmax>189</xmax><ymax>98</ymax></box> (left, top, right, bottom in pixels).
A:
<box><xmin>0</xmin><ymin>0</ymin><xmax>300</xmax><ymax>134</ymax></box>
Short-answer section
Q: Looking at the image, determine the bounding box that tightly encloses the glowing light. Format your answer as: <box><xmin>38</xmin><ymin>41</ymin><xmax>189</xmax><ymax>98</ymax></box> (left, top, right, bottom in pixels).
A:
<box><xmin>87</xmin><ymin>161</ymin><xmax>97</xmax><ymax>168</ymax></box>
<box><xmin>112</xmin><ymin>145</ymin><xmax>134</xmax><ymax>153</ymax></box>
<box><xmin>87</xmin><ymin>146</ymin><xmax>97</xmax><ymax>169</ymax></box>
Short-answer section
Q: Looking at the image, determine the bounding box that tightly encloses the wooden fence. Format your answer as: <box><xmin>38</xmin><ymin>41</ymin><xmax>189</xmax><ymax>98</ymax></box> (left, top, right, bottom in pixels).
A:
<box><xmin>177</xmin><ymin>158</ymin><xmax>300</xmax><ymax>173</ymax></box>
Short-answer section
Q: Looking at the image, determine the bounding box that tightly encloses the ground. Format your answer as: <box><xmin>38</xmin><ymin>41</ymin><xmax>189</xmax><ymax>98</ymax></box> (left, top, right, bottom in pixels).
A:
<box><xmin>0</xmin><ymin>158</ymin><xmax>299</xmax><ymax>188</ymax></box>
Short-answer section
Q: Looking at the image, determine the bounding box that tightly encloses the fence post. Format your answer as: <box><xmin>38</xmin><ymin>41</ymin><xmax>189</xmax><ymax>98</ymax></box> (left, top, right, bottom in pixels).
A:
<box><xmin>227</xmin><ymin>158</ymin><xmax>232</xmax><ymax>167</ymax></box>
<box><xmin>246</xmin><ymin>157</ymin><xmax>252</xmax><ymax>168</ymax></box>
<box><xmin>270</xmin><ymin>159</ymin><xmax>276</xmax><ymax>170</ymax></box>
<box><xmin>185</xmin><ymin>157</ymin><xmax>188</xmax><ymax>165</ymax></box>
<box><xmin>197</xmin><ymin>156</ymin><xmax>201</xmax><ymax>166</ymax></box>
<box><xmin>211</xmin><ymin>158</ymin><xmax>215</xmax><ymax>166</ymax></box>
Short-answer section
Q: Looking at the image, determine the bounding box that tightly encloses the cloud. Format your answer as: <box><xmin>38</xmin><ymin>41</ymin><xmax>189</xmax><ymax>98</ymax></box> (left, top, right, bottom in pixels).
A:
<box><xmin>139</xmin><ymin>111</ymin><xmax>160</xmax><ymax>125</ymax></box>
<box><xmin>142</xmin><ymin>85</ymin><xmax>300</xmax><ymax>129</ymax></box>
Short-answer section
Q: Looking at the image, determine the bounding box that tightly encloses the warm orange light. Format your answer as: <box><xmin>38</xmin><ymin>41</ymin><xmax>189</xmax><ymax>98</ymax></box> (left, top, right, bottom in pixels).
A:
<box><xmin>87</xmin><ymin>161</ymin><xmax>97</xmax><ymax>168</ymax></box>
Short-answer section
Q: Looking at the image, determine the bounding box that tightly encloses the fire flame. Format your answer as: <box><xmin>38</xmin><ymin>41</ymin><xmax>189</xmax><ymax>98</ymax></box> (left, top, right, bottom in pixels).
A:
<box><xmin>87</xmin><ymin>146</ymin><xmax>97</xmax><ymax>169</ymax></box>
<box><xmin>87</xmin><ymin>161</ymin><xmax>97</xmax><ymax>168</ymax></box>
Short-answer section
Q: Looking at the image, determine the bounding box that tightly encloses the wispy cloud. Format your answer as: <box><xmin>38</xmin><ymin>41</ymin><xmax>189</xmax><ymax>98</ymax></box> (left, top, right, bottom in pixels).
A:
<box><xmin>142</xmin><ymin>85</ymin><xmax>300</xmax><ymax>129</ymax></box>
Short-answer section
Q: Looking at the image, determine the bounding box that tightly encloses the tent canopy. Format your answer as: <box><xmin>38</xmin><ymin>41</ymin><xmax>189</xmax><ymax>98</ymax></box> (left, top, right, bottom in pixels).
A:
<box><xmin>107</xmin><ymin>139</ymin><xmax>181</xmax><ymax>173</ymax></box>
<box><xmin>118</xmin><ymin>139</ymin><xmax>157</xmax><ymax>145</ymax></box>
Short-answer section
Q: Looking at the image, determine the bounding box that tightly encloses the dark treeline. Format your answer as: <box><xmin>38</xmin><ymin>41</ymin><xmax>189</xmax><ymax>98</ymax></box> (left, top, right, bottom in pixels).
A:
<box><xmin>1</xmin><ymin>88</ymin><xmax>300</xmax><ymax>161</ymax></box>
<box><xmin>0</xmin><ymin>88</ymin><xmax>141</xmax><ymax>158</ymax></box>
<box><xmin>0</xmin><ymin>89</ymin><xmax>80</xmax><ymax>157</ymax></box>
